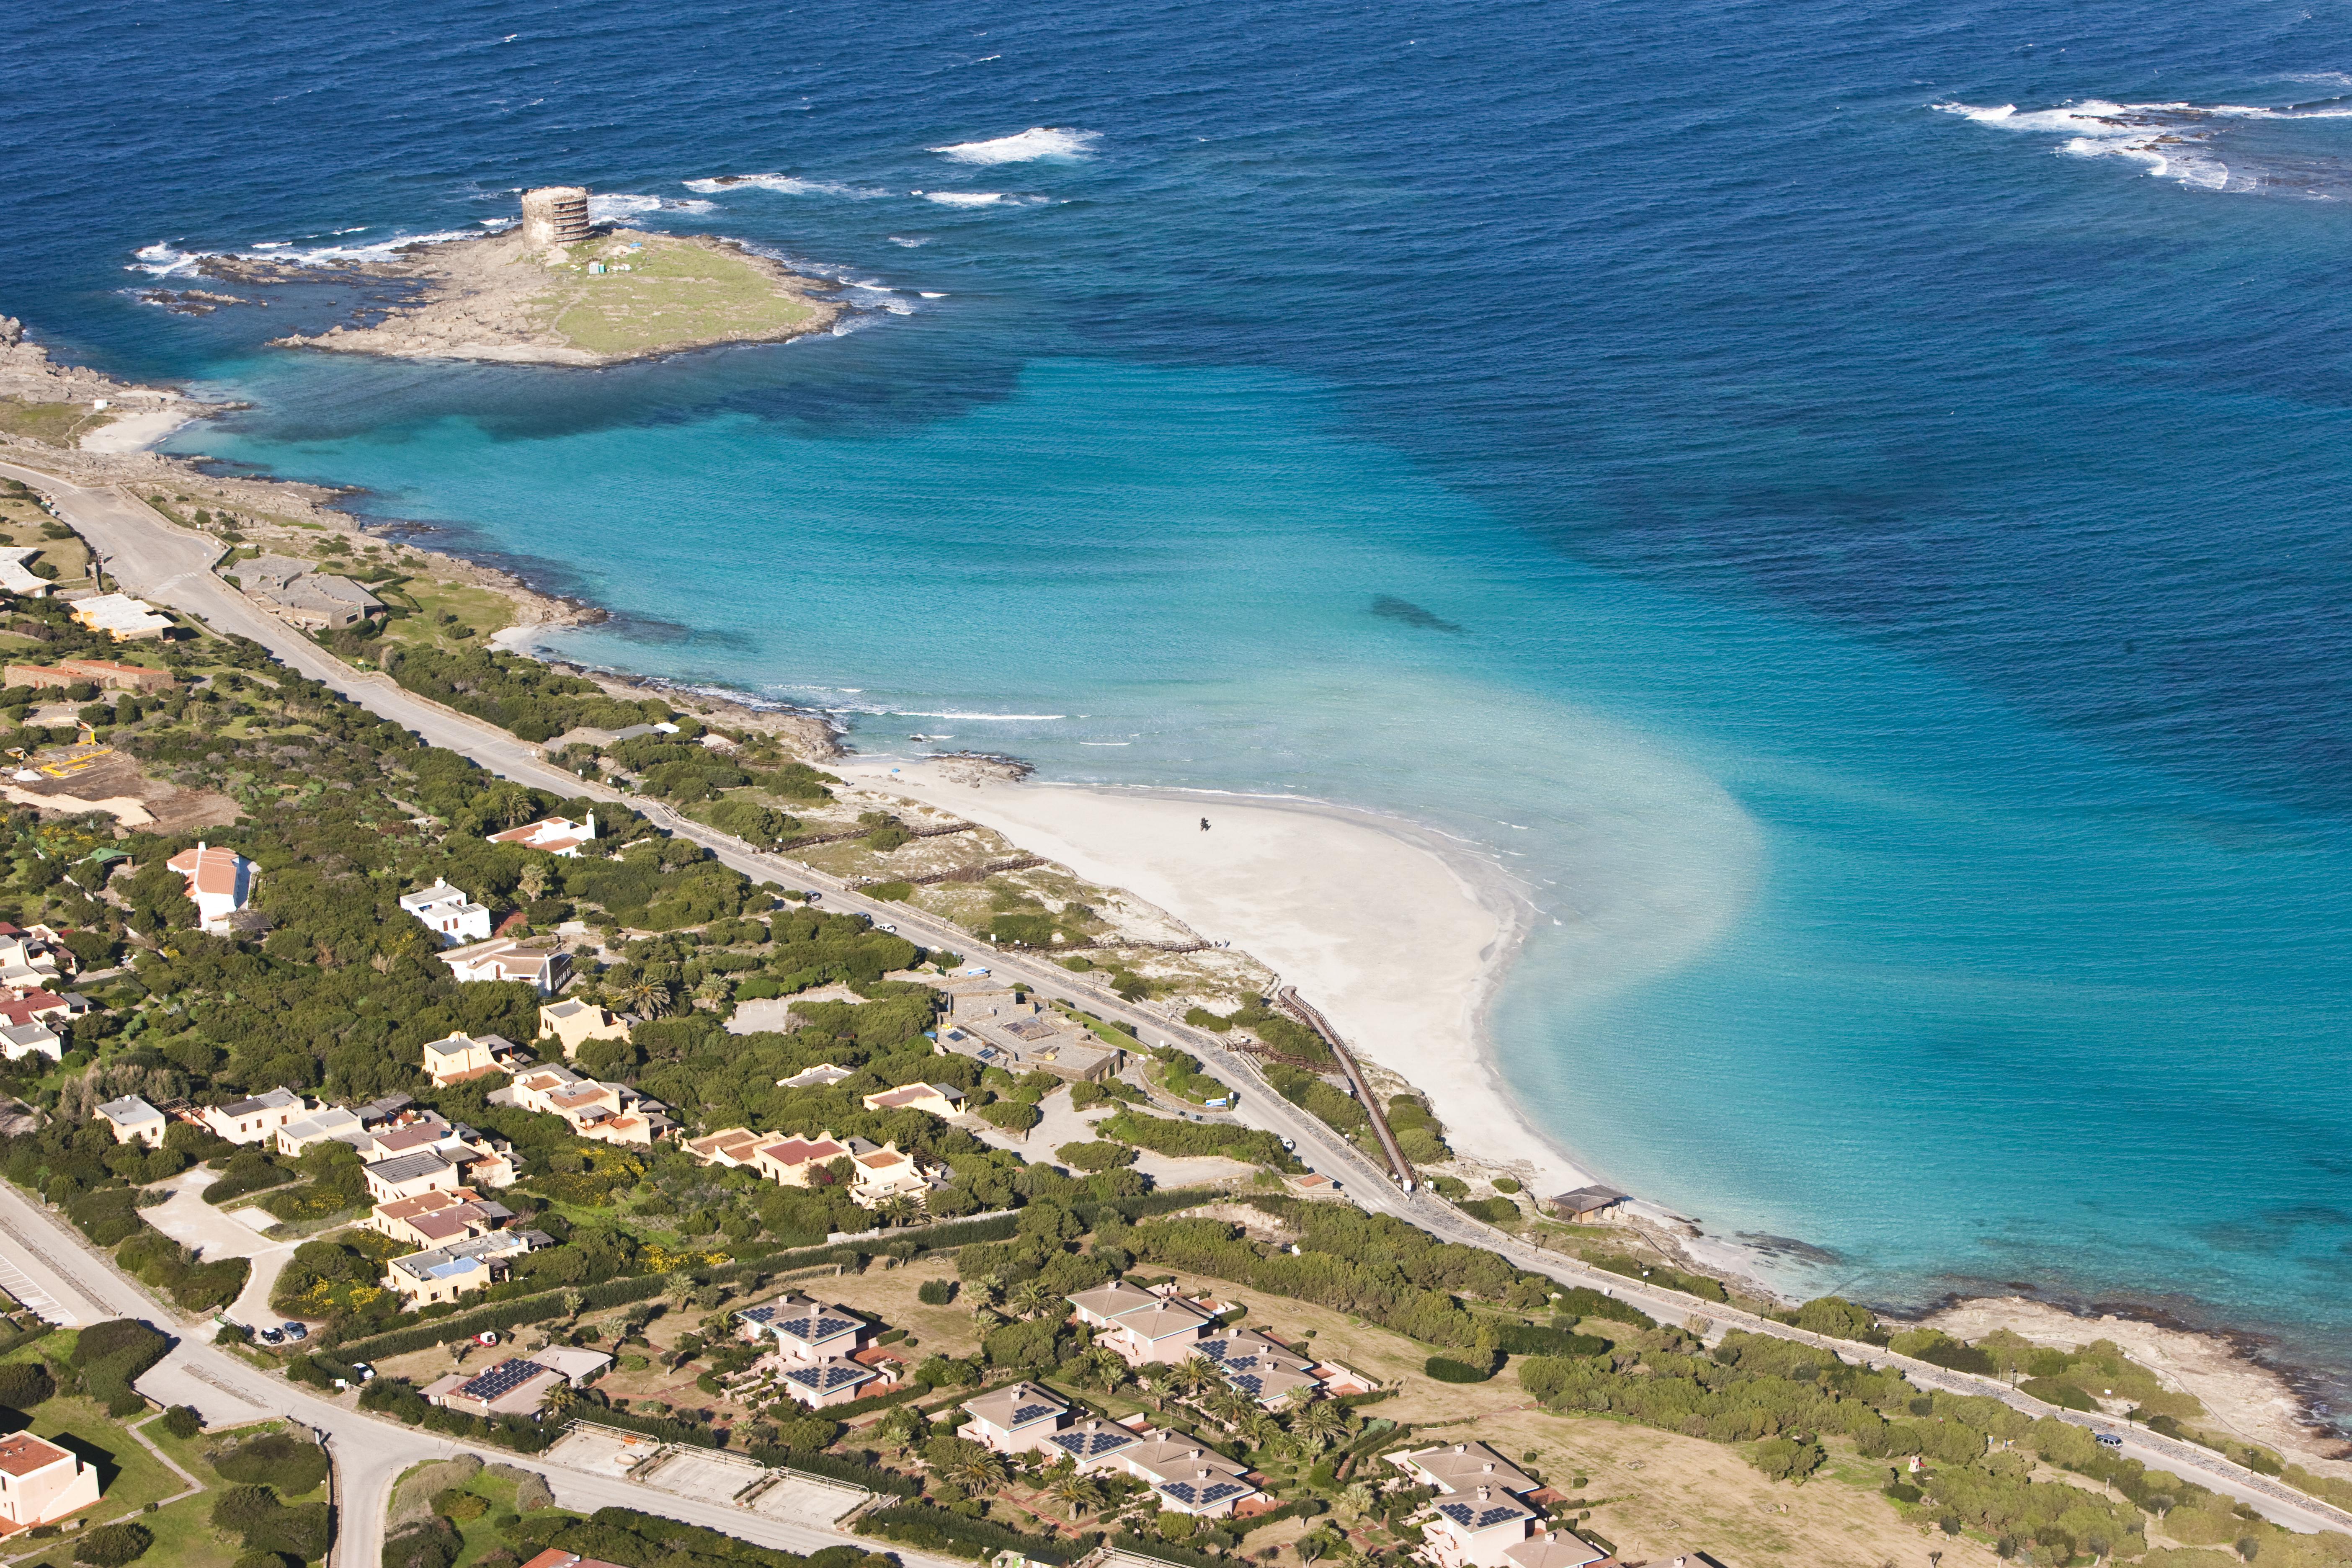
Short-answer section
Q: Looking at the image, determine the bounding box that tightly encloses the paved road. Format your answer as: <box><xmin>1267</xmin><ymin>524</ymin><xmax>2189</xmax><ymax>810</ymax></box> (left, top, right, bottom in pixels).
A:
<box><xmin>6</xmin><ymin>459</ymin><xmax>2347</xmax><ymax>1539</ymax></box>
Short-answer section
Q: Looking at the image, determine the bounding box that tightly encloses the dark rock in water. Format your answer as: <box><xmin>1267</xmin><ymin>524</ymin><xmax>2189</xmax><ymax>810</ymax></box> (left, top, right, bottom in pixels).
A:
<box><xmin>1372</xmin><ymin>594</ymin><xmax>1463</xmax><ymax>633</ymax></box>
<box><xmin>1737</xmin><ymin>1232</ymin><xmax>1845</xmax><ymax>1265</ymax></box>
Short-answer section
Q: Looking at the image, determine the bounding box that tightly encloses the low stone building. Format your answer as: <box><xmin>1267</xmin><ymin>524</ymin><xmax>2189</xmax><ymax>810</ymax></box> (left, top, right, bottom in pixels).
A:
<box><xmin>539</xmin><ymin>998</ymin><xmax>628</xmax><ymax>1057</ymax></box>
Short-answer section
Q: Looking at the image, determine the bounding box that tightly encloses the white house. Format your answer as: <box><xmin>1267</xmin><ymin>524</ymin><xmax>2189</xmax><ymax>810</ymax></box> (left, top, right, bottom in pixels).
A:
<box><xmin>489</xmin><ymin>813</ymin><xmax>596</xmax><ymax>857</ymax></box>
<box><xmin>0</xmin><ymin>1021</ymin><xmax>61</xmax><ymax>1063</ymax></box>
<box><xmin>94</xmin><ymin>1095</ymin><xmax>165</xmax><ymax>1148</ymax></box>
<box><xmin>0</xmin><ymin>1431</ymin><xmax>102</xmax><ymax>1529</ymax></box>
<box><xmin>166</xmin><ymin>842</ymin><xmax>256</xmax><ymax>932</ymax></box>
<box><xmin>200</xmin><ymin>1087</ymin><xmax>306</xmax><ymax>1144</ymax></box>
<box><xmin>441</xmin><ymin>939</ymin><xmax>572</xmax><ymax>996</ymax></box>
<box><xmin>399</xmin><ymin>879</ymin><xmax>492</xmax><ymax>946</ymax></box>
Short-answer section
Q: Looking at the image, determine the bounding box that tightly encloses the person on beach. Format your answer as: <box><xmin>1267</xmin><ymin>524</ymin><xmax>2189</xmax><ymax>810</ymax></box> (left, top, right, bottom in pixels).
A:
<box><xmin>1201</xmin><ymin>817</ymin><xmax>1211</xmax><ymax>831</ymax></box>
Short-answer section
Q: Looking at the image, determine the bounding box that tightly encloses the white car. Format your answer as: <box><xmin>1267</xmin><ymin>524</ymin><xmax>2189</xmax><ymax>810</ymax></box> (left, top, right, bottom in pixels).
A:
<box><xmin>876</xmin><ymin>923</ymin><xmax>897</xmax><ymax>934</ymax></box>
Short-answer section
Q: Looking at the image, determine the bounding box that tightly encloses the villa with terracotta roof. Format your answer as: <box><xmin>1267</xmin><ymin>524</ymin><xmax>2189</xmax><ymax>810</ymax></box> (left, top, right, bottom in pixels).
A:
<box><xmin>0</xmin><ymin>1431</ymin><xmax>101</xmax><ymax>1532</ymax></box>
<box><xmin>490</xmin><ymin>813</ymin><xmax>597</xmax><ymax>857</ymax></box>
<box><xmin>497</xmin><ymin>1064</ymin><xmax>671</xmax><ymax>1145</ymax></box>
<box><xmin>749</xmin><ymin>1132</ymin><xmax>853</xmax><ymax>1187</ymax></box>
<box><xmin>848</xmin><ymin>1141</ymin><xmax>928</xmax><ymax>1207</ymax></box>
<box><xmin>166</xmin><ymin>841</ymin><xmax>256</xmax><ymax>932</ymax></box>
<box><xmin>370</xmin><ymin>1186</ymin><xmax>514</xmax><ymax>1249</ymax></box>
<box><xmin>384</xmin><ymin>1228</ymin><xmax>549</xmax><ymax>1305</ymax></box>
<box><xmin>684</xmin><ymin>1127</ymin><xmax>766</xmax><ymax>1167</ymax></box>
<box><xmin>860</xmin><ymin>1082</ymin><xmax>966</xmax><ymax>1118</ymax></box>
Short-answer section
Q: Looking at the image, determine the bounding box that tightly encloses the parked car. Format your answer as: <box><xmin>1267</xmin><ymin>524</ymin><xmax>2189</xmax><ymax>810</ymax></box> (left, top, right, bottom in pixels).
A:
<box><xmin>258</xmin><ymin>1328</ymin><xmax>284</xmax><ymax>1346</ymax></box>
<box><xmin>2095</xmin><ymin>1432</ymin><xmax>2124</xmax><ymax>1449</ymax></box>
<box><xmin>280</xmin><ymin>1322</ymin><xmax>308</xmax><ymax>1342</ymax></box>
<box><xmin>876</xmin><ymin>923</ymin><xmax>897</xmax><ymax>934</ymax></box>
<box><xmin>474</xmin><ymin>1331</ymin><xmax>500</xmax><ymax>1347</ymax></box>
<box><xmin>349</xmin><ymin>1362</ymin><xmax>375</xmax><ymax>1382</ymax></box>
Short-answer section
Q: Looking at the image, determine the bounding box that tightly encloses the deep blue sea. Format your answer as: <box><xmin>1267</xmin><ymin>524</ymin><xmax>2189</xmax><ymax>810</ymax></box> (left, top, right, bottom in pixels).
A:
<box><xmin>12</xmin><ymin>0</ymin><xmax>2352</xmax><ymax>1407</ymax></box>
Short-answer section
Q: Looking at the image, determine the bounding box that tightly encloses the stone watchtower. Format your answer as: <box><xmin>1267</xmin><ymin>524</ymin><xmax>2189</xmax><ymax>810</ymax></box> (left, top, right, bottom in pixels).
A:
<box><xmin>520</xmin><ymin>186</ymin><xmax>592</xmax><ymax>250</ymax></box>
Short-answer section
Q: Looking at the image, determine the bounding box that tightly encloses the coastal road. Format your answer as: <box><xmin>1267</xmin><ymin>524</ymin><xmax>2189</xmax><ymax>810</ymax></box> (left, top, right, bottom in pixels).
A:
<box><xmin>8</xmin><ymin>459</ymin><xmax>2349</xmax><ymax>1537</ymax></box>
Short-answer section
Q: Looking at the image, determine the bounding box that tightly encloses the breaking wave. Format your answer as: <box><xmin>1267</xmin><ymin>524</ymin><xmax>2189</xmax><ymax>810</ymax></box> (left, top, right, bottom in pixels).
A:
<box><xmin>586</xmin><ymin>193</ymin><xmax>715</xmax><ymax>222</ymax></box>
<box><xmin>928</xmin><ymin>126</ymin><xmax>1099</xmax><ymax>164</ymax></box>
<box><xmin>683</xmin><ymin>173</ymin><xmax>891</xmax><ymax>198</ymax></box>
<box><xmin>1936</xmin><ymin>93</ymin><xmax>2352</xmax><ymax>195</ymax></box>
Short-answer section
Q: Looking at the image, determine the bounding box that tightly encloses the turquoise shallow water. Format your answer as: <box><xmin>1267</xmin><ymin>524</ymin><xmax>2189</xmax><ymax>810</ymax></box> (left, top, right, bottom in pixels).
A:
<box><xmin>15</xmin><ymin>0</ymin><xmax>2352</xmax><ymax>1411</ymax></box>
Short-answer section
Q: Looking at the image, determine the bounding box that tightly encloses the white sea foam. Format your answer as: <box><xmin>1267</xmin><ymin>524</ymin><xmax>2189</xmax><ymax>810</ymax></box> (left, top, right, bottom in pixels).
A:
<box><xmin>928</xmin><ymin>126</ymin><xmax>1098</xmax><ymax>164</ymax></box>
<box><xmin>587</xmin><ymin>193</ymin><xmax>663</xmax><ymax>222</ymax></box>
<box><xmin>916</xmin><ymin>191</ymin><xmax>1005</xmax><ymax>207</ymax></box>
<box><xmin>128</xmin><ymin>243</ymin><xmax>199</xmax><ymax>276</ymax></box>
<box><xmin>897</xmin><ymin>710</ymin><xmax>1068</xmax><ymax>721</ymax></box>
<box><xmin>887</xmin><ymin>236</ymin><xmax>930</xmax><ymax>247</ymax></box>
<box><xmin>683</xmin><ymin>173</ymin><xmax>890</xmax><ymax>198</ymax></box>
<box><xmin>1930</xmin><ymin>94</ymin><xmax>2352</xmax><ymax>193</ymax></box>
<box><xmin>918</xmin><ymin>291</ymin><xmax>948</xmax><ymax>298</ymax></box>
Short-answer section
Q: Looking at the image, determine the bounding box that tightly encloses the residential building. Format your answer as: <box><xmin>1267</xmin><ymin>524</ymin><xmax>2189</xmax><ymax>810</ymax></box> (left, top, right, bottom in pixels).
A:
<box><xmin>1545</xmin><ymin>1186</ymin><xmax>1630</xmax><ymax>1225</ymax></box>
<box><xmin>0</xmin><ymin>1022</ymin><xmax>60</xmax><ymax>1063</ymax></box>
<box><xmin>1387</xmin><ymin>1442</ymin><xmax>1542</xmax><ymax>1500</ymax></box>
<box><xmin>364</xmin><ymin>1150</ymin><xmax>466</xmax><ymax>1205</ymax></box>
<box><xmin>539</xmin><ymin>998</ymin><xmax>627</xmax><ymax>1057</ymax></box>
<box><xmin>498</xmin><ymin>1064</ymin><xmax>671</xmax><ymax>1145</ymax></box>
<box><xmin>441</xmin><ymin>938</ymin><xmax>571</xmax><ymax>995</ymax></box>
<box><xmin>275</xmin><ymin>1105</ymin><xmax>365</xmax><ymax>1156</ymax></box>
<box><xmin>0</xmin><ymin>993</ymin><xmax>70</xmax><ymax>1031</ymax></box>
<box><xmin>531</xmin><ymin>1347</ymin><xmax>613</xmax><ymax>1387</ymax></box>
<box><xmin>1044</xmin><ymin>1416</ymin><xmax>1144</xmax><ymax>1469</ymax></box>
<box><xmin>959</xmin><ymin>1381</ymin><xmax>1073</xmax><ymax>1454</ymax></box>
<box><xmin>400</xmin><ymin>879</ymin><xmax>492</xmax><ymax>946</ymax></box>
<box><xmin>0</xmin><ymin>552</ymin><xmax>49</xmax><ymax>600</ymax></box>
<box><xmin>937</xmin><ymin>985</ymin><xmax>1124</xmax><ymax>1081</ymax></box>
<box><xmin>860</xmin><ymin>1082</ymin><xmax>965</xmax><ymax>1118</ymax></box>
<box><xmin>166</xmin><ymin>841</ymin><xmax>256</xmax><ymax>932</ymax></box>
<box><xmin>1418</xmin><ymin>1488</ymin><xmax>1541</xmax><ymax>1568</ymax></box>
<box><xmin>521</xmin><ymin>1550</ymin><xmax>628</xmax><ymax>1568</ymax></box>
<box><xmin>747</xmin><ymin>1132</ymin><xmax>851</xmax><ymax>1187</ymax></box>
<box><xmin>779</xmin><ymin>1357</ymin><xmax>891</xmax><ymax>1408</ymax></box>
<box><xmin>733</xmin><ymin>1296</ymin><xmax>872</xmax><ymax>1364</ymax></box>
<box><xmin>68</xmin><ymin>593</ymin><xmax>172</xmax><ymax>641</ymax></box>
<box><xmin>777</xmin><ymin>1062</ymin><xmax>852</xmax><ymax>1090</ymax></box>
<box><xmin>1502</xmin><ymin>1534</ymin><xmax>1607</xmax><ymax>1568</ymax></box>
<box><xmin>1095</xmin><ymin>1433</ymin><xmax>1260</xmax><ymax>1517</ymax></box>
<box><xmin>489</xmin><ymin>813</ymin><xmax>597</xmax><ymax>857</ymax></box>
<box><xmin>200</xmin><ymin>1087</ymin><xmax>306</xmax><ymax>1144</ymax></box>
<box><xmin>848</xmin><ymin>1142</ymin><xmax>927</xmax><ymax>1208</ymax></box>
<box><xmin>683</xmin><ymin>1127</ymin><xmax>766</xmax><ymax>1168</ymax></box>
<box><xmin>420</xmin><ymin>1358</ymin><xmax>569</xmax><ymax>1417</ymax></box>
<box><xmin>369</xmin><ymin>1187</ymin><xmax>513</xmax><ymax>1249</ymax></box>
<box><xmin>421</xmin><ymin>1030</ymin><xmax>526</xmax><ymax>1086</ymax></box>
<box><xmin>5</xmin><ymin>660</ymin><xmax>175</xmax><ymax>694</ymax></box>
<box><xmin>384</xmin><ymin>1229</ymin><xmax>548</xmax><ymax>1305</ymax></box>
<box><xmin>1066</xmin><ymin>1280</ymin><xmax>1217</xmax><ymax>1365</ymax></box>
<box><xmin>1284</xmin><ymin>1171</ymin><xmax>1346</xmax><ymax>1201</ymax></box>
<box><xmin>0</xmin><ymin>1431</ymin><xmax>102</xmax><ymax>1530</ymax></box>
<box><xmin>94</xmin><ymin>1094</ymin><xmax>165</xmax><ymax>1148</ymax></box>
<box><xmin>256</xmin><ymin>575</ymin><xmax>384</xmax><ymax>631</ymax></box>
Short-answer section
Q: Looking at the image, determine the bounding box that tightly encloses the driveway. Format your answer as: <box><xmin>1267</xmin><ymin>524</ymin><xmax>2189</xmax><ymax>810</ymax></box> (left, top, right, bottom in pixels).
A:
<box><xmin>142</xmin><ymin>1169</ymin><xmax>298</xmax><ymax>1331</ymax></box>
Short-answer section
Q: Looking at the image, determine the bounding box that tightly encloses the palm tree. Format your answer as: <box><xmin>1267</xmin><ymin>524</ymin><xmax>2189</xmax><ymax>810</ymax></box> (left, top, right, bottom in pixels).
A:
<box><xmin>1045</xmin><ymin>1472</ymin><xmax>1105</xmax><ymax>1522</ymax></box>
<box><xmin>1205</xmin><ymin>1386</ymin><xmax>1256</xmax><ymax>1430</ymax></box>
<box><xmin>614</xmin><ymin>978</ymin><xmax>672</xmax><ymax>1019</ymax></box>
<box><xmin>1171</xmin><ymin>1354</ymin><xmax>1220</xmax><ymax>1401</ymax></box>
<box><xmin>1295</xmin><ymin>1397</ymin><xmax>1347</xmax><ymax>1449</ymax></box>
<box><xmin>1007</xmin><ymin>1279</ymin><xmax>1055</xmax><ymax>1320</ymax></box>
<box><xmin>876</xmin><ymin>1194</ymin><xmax>918</xmax><ymax>1230</ymax></box>
<box><xmin>516</xmin><ymin>862</ymin><xmax>551</xmax><ymax>903</ymax></box>
<box><xmin>1086</xmin><ymin>1346</ymin><xmax>1132</xmax><ymax>1393</ymax></box>
<box><xmin>945</xmin><ymin>1448</ymin><xmax>1008</xmax><ymax>1495</ymax></box>
<box><xmin>1240</xmin><ymin>1409</ymin><xmax>1283</xmax><ymax>1451</ymax></box>
<box><xmin>1338</xmin><ymin>1482</ymin><xmax>1377</xmax><ymax>1524</ymax></box>
<box><xmin>542</xmin><ymin>1382</ymin><xmax>579</xmax><ymax>1421</ymax></box>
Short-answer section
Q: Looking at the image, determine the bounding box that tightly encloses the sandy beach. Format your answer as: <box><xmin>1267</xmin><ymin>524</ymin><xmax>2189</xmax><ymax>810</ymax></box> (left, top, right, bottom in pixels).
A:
<box><xmin>834</xmin><ymin>753</ymin><xmax>1600</xmax><ymax>1197</ymax></box>
<box><xmin>80</xmin><ymin>400</ymin><xmax>199</xmax><ymax>453</ymax></box>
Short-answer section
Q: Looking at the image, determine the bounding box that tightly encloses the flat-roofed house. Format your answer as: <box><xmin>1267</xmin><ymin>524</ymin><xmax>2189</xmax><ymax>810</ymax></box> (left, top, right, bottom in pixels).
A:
<box><xmin>0</xmin><ymin>554</ymin><xmax>48</xmax><ymax>601</ymax></box>
<box><xmin>364</xmin><ymin>1149</ymin><xmax>466</xmax><ymax>1205</ymax></box>
<box><xmin>848</xmin><ymin>1142</ymin><xmax>927</xmax><ymax>1208</ymax></box>
<box><xmin>166</xmin><ymin>841</ymin><xmax>255</xmax><ymax>932</ymax></box>
<box><xmin>959</xmin><ymin>1381</ymin><xmax>1072</xmax><ymax>1455</ymax></box>
<box><xmin>0</xmin><ymin>1021</ymin><xmax>61</xmax><ymax>1063</ymax></box>
<box><xmin>749</xmin><ymin>1132</ymin><xmax>851</xmax><ymax>1187</ymax></box>
<box><xmin>384</xmin><ymin>1229</ymin><xmax>547</xmax><ymax>1305</ymax></box>
<box><xmin>733</xmin><ymin>1296</ymin><xmax>871</xmax><ymax>1364</ymax></box>
<box><xmin>539</xmin><ymin>998</ymin><xmax>627</xmax><ymax>1057</ymax></box>
<box><xmin>777</xmin><ymin>1062</ymin><xmax>852</xmax><ymax>1090</ymax></box>
<box><xmin>421</xmin><ymin>1031</ymin><xmax>525</xmax><ymax>1086</ymax></box>
<box><xmin>1067</xmin><ymin>1280</ymin><xmax>1217</xmax><ymax>1366</ymax></box>
<box><xmin>275</xmin><ymin>1105</ymin><xmax>364</xmax><ymax>1156</ymax></box>
<box><xmin>54</xmin><ymin>659</ymin><xmax>173</xmax><ymax>695</ymax></box>
<box><xmin>1418</xmin><ymin>1488</ymin><xmax>1540</xmax><ymax>1568</ymax></box>
<box><xmin>69</xmin><ymin>593</ymin><xmax>172</xmax><ymax>642</ymax></box>
<box><xmin>684</xmin><ymin>1128</ymin><xmax>766</xmax><ymax>1168</ymax></box>
<box><xmin>201</xmin><ymin>1087</ymin><xmax>305</xmax><ymax>1144</ymax></box>
<box><xmin>0</xmin><ymin>1431</ymin><xmax>102</xmax><ymax>1530</ymax></box>
<box><xmin>860</xmin><ymin>1082</ymin><xmax>965</xmax><ymax>1118</ymax></box>
<box><xmin>369</xmin><ymin>1187</ymin><xmax>513</xmax><ymax>1249</ymax></box>
<box><xmin>400</xmin><ymin>879</ymin><xmax>493</xmax><ymax>946</ymax></box>
<box><xmin>490</xmin><ymin>813</ymin><xmax>596</xmax><ymax>858</ymax></box>
<box><xmin>441</xmin><ymin>939</ymin><xmax>571</xmax><ymax>996</ymax></box>
<box><xmin>95</xmin><ymin>1094</ymin><xmax>165</xmax><ymax>1148</ymax></box>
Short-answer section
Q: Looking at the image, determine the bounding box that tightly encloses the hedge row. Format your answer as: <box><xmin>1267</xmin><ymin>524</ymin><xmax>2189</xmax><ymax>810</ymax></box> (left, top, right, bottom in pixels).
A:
<box><xmin>805</xmin><ymin>1381</ymin><xmax>931</xmax><ymax>1424</ymax></box>
<box><xmin>1426</xmin><ymin>1355</ymin><xmax>1499</xmax><ymax>1384</ymax></box>
<box><xmin>1553</xmin><ymin>1286</ymin><xmax>1657</xmax><ymax>1330</ymax></box>
<box><xmin>575</xmin><ymin>1408</ymin><xmax>721</xmax><ymax>1447</ymax></box>
<box><xmin>748</xmin><ymin>1448</ymin><xmax>918</xmax><ymax>1497</ymax></box>
<box><xmin>1234</xmin><ymin>1499</ymin><xmax>1328</xmax><ymax>1537</ymax></box>
<box><xmin>1495</xmin><ymin>1323</ymin><xmax>1611</xmax><ymax>1358</ymax></box>
<box><xmin>859</xmin><ymin>1503</ymin><xmax>1084</xmax><ymax>1565</ymax></box>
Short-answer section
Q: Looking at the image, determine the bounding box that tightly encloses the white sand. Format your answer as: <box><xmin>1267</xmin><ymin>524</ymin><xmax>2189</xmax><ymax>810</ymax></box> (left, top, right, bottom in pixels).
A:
<box><xmin>80</xmin><ymin>400</ymin><xmax>196</xmax><ymax>453</ymax></box>
<box><xmin>836</xmin><ymin>756</ymin><xmax>1598</xmax><ymax>1196</ymax></box>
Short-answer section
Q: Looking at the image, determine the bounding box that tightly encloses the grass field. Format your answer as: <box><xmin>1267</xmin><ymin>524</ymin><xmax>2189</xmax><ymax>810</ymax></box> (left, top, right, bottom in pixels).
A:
<box><xmin>537</xmin><ymin>235</ymin><xmax>823</xmax><ymax>358</ymax></box>
<box><xmin>0</xmin><ymin>400</ymin><xmax>111</xmax><ymax>448</ymax></box>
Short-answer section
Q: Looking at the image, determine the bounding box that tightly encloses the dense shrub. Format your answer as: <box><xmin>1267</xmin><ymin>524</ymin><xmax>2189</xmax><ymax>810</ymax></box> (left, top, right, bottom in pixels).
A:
<box><xmin>74</xmin><ymin>1524</ymin><xmax>152</xmax><ymax>1566</ymax></box>
<box><xmin>160</xmin><ymin>1405</ymin><xmax>204</xmax><ymax>1438</ymax></box>
<box><xmin>215</xmin><ymin>1433</ymin><xmax>329</xmax><ymax>1496</ymax></box>
<box><xmin>72</xmin><ymin>1318</ymin><xmax>171</xmax><ymax>1416</ymax></box>
<box><xmin>1454</xmin><ymin>1197</ymin><xmax>1520</xmax><ymax>1225</ymax></box>
<box><xmin>0</xmin><ymin>1359</ymin><xmax>54</xmax><ymax>1408</ymax></box>
<box><xmin>1426</xmin><ymin>1355</ymin><xmax>1499</xmax><ymax>1383</ymax></box>
<box><xmin>917</xmin><ymin>1278</ymin><xmax>956</xmax><ymax>1306</ymax></box>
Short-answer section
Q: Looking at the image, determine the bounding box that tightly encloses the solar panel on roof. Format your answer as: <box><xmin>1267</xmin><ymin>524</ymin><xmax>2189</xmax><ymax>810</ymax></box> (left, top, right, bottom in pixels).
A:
<box><xmin>1010</xmin><ymin>1403</ymin><xmax>1059</xmax><ymax>1425</ymax></box>
<box><xmin>459</xmin><ymin>1359</ymin><xmax>547</xmax><ymax>1401</ymax></box>
<box><xmin>1159</xmin><ymin>1480</ymin><xmax>1246</xmax><ymax>1506</ymax></box>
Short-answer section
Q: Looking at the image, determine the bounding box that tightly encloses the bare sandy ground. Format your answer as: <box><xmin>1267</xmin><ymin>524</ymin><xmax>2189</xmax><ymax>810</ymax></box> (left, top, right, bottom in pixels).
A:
<box><xmin>1924</xmin><ymin>1296</ymin><xmax>2350</xmax><ymax>1478</ymax></box>
<box><xmin>836</xmin><ymin>755</ymin><xmax>1599</xmax><ymax>1197</ymax></box>
<box><xmin>80</xmin><ymin>402</ymin><xmax>197</xmax><ymax>453</ymax></box>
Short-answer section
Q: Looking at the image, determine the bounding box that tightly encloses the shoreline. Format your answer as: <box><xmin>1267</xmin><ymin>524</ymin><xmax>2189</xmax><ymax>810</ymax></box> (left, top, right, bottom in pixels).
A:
<box><xmin>10</xmin><ymin>320</ymin><xmax>2350</xmax><ymax>1473</ymax></box>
